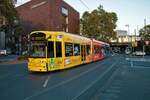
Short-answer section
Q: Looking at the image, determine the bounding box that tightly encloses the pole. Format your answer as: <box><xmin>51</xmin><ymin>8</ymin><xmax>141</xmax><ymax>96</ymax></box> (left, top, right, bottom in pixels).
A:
<box><xmin>144</xmin><ymin>19</ymin><xmax>147</xmax><ymax>26</ymax></box>
<box><xmin>143</xmin><ymin>43</ymin><xmax>144</xmax><ymax>58</ymax></box>
<box><xmin>125</xmin><ymin>24</ymin><xmax>130</xmax><ymax>45</ymax></box>
<box><xmin>125</xmin><ymin>24</ymin><xmax>131</xmax><ymax>55</ymax></box>
<box><xmin>134</xmin><ymin>29</ymin><xmax>137</xmax><ymax>52</ymax></box>
<box><xmin>143</xmin><ymin>19</ymin><xmax>147</xmax><ymax>57</ymax></box>
<box><xmin>127</xmin><ymin>25</ymin><xmax>130</xmax><ymax>52</ymax></box>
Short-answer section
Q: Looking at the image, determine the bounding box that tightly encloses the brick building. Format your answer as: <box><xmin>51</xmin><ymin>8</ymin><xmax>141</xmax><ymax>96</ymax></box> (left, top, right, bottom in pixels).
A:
<box><xmin>16</xmin><ymin>0</ymin><xmax>80</xmax><ymax>34</ymax></box>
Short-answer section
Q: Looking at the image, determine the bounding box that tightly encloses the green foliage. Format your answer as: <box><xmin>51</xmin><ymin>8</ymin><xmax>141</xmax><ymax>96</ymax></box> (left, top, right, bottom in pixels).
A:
<box><xmin>139</xmin><ymin>25</ymin><xmax>150</xmax><ymax>40</ymax></box>
<box><xmin>0</xmin><ymin>0</ymin><xmax>24</xmax><ymax>36</ymax></box>
<box><xmin>0</xmin><ymin>0</ymin><xmax>18</xmax><ymax>26</ymax></box>
<box><xmin>81</xmin><ymin>5</ymin><xmax>118</xmax><ymax>42</ymax></box>
<box><xmin>14</xmin><ymin>25</ymin><xmax>24</xmax><ymax>37</ymax></box>
<box><xmin>0</xmin><ymin>0</ymin><xmax>24</xmax><ymax>52</ymax></box>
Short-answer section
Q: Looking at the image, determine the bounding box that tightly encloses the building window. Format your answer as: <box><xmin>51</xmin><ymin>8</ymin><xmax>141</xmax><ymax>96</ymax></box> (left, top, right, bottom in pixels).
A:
<box><xmin>62</xmin><ymin>7</ymin><xmax>68</xmax><ymax>32</ymax></box>
<box><xmin>94</xmin><ymin>45</ymin><xmax>101</xmax><ymax>54</ymax></box>
<box><xmin>65</xmin><ymin>43</ymin><xmax>73</xmax><ymax>57</ymax></box>
<box><xmin>74</xmin><ymin>44</ymin><xmax>80</xmax><ymax>56</ymax></box>
<box><xmin>56</xmin><ymin>42</ymin><xmax>62</xmax><ymax>57</ymax></box>
<box><xmin>62</xmin><ymin>7</ymin><xmax>68</xmax><ymax>16</ymax></box>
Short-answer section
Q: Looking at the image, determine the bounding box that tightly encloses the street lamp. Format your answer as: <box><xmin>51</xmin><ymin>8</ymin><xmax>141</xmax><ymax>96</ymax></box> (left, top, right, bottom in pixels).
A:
<box><xmin>125</xmin><ymin>24</ymin><xmax>132</xmax><ymax>54</ymax></box>
<box><xmin>125</xmin><ymin>24</ymin><xmax>130</xmax><ymax>43</ymax></box>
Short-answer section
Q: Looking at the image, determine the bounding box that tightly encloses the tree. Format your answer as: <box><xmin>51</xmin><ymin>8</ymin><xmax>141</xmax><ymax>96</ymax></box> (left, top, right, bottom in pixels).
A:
<box><xmin>81</xmin><ymin>5</ymin><xmax>118</xmax><ymax>42</ymax></box>
<box><xmin>0</xmin><ymin>0</ymin><xmax>18</xmax><ymax>26</ymax></box>
<box><xmin>139</xmin><ymin>25</ymin><xmax>150</xmax><ymax>40</ymax></box>
<box><xmin>0</xmin><ymin>0</ymin><xmax>24</xmax><ymax>53</ymax></box>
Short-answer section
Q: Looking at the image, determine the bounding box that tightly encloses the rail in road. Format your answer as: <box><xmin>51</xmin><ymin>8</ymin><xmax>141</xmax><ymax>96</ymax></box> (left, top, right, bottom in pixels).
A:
<box><xmin>92</xmin><ymin>55</ymin><xmax>150</xmax><ymax>100</ymax></box>
<box><xmin>1</xmin><ymin>55</ymin><xmax>150</xmax><ymax>100</ymax></box>
<box><xmin>0</xmin><ymin>55</ymin><xmax>122</xmax><ymax>100</ymax></box>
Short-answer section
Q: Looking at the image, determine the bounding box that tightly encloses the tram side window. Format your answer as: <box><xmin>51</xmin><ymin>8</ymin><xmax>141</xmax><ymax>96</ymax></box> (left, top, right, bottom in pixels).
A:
<box><xmin>86</xmin><ymin>45</ymin><xmax>91</xmax><ymax>55</ymax></box>
<box><xmin>65</xmin><ymin>43</ymin><xmax>73</xmax><ymax>57</ymax></box>
<box><xmin>94</xmin><ymin>45</ymin><xmax>96</xmax><ymax>54</ymax></box>
<box><xmin>56</xmin><ymin>42</ymin><xmax>62</xmax><ymax>57</ymax></box>
<box><xmin>47</xmin><ymin>41</ymin><xmax>54</xmax><ymax>58</ymax></box>
<box><xmin>74</xmin><ymin>44</ymin><xmax>80</xmax><ymax>56</ymax></box>
<box><xmin>94</xmin><ymin>45</ymin><xmax>100</xmax><ymax>54</ymax></box>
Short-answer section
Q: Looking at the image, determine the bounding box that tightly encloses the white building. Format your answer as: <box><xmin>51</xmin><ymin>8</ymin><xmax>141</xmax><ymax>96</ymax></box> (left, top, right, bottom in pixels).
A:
<box><xmin>111</xmin><ymin>30</ymin><xmax>141</xmax><ymax>43</ymax></box>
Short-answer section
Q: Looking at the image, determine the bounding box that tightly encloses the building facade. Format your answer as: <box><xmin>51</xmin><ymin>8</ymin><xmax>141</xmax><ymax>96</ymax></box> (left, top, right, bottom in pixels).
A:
<box><xmin>16</xmin><ymin>0</ymin><xmax>80</xmax><ymax>34</ymax></box>
<box><xmin>0</xmin><ymin>16</ymin><xmax>6</xmax><ymax>49</ymax></box>
<box><xmin>110</xmin><ymin>30</ymin><xmax>142</xmax><ymax>53</ymax></box>
<box><xmin>111</xmin><ymin>30</ymin><xmax>141</xmax><ymax>43</ymax></box>
<box><xmin>116</xmin><ymin>30</ymin><xmax>128</xmax><ymax>43</ymax></box>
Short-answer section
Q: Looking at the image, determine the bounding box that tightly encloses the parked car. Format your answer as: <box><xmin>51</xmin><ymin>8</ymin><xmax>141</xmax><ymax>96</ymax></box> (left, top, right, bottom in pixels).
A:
<box><xmin>0</xmin><ymin>50</ymin><xmax>7</xmax><ymax>56</ymax></box>
<box><xmin>132</xmin><ymin>51</ymin><xmax>146</xmax><ymax>56</ymax></box>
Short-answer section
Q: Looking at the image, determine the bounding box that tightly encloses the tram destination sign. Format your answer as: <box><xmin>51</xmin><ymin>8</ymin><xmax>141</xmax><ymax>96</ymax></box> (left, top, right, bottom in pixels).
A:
<box><xmin>30</xmin><ymin>33</ymin><xmax>46</xmax><ymax>41</ymax></box>
<box><xmin>31</xmin><ymin>36</ymin><xmax>45</xmax><ymax>41</ymax></box>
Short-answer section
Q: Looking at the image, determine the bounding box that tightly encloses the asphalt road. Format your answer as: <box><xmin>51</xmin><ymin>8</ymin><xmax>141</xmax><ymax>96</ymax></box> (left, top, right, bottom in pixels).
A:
<box><xmin>0</xmin><ymin>55</ymin><xmax>18</xmax><ymax>62</ymax></box>
<box><xmin>0</xmin><ymin>55</ymin><xmax>150</xmax><ymax>100</ymax></box>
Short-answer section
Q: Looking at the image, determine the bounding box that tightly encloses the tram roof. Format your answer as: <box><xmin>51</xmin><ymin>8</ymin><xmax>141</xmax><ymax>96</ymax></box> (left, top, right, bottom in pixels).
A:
<box><xmin>92</xmin><ymin>39</ymin><xmax>110</xmax><ymax>46</ymax></box>
<box><xmin>31</xmin><ymin>31</ymin><xmax>91</xmax><ymax>41</ymax></box>
<box><xmin>31</xmin><ymin>31</ymin><xmax>109</xmax><ymax>45</ymax></box>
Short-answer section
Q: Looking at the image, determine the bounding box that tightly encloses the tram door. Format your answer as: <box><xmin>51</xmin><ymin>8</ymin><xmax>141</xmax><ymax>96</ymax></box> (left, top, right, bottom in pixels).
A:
<box><xmin>81</xmin><ymin>45</ymin><xmax>86</xmax><ymax>62</ymax></box>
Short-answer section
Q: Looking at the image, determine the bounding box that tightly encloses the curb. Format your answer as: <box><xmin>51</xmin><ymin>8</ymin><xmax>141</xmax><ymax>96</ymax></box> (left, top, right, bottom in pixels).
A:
<box><xmin>0</xmin><ymin>60</ymin><xmax>27</xmax><ymax>64</ymax></box>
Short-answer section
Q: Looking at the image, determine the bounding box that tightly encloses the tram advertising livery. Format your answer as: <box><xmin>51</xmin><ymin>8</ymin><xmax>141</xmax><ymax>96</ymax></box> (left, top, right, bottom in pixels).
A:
<box><xmin>28</xmin><ymin>31</ymin><xmax>109</xmax><ymax>72</ymax></box>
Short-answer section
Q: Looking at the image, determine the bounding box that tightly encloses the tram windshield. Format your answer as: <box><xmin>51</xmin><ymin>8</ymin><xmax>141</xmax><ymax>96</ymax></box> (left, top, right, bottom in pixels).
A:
<box><xmin>30</xmin><ymin>41</ymin><xmax>46</xmax><ymax>58</ymax></box>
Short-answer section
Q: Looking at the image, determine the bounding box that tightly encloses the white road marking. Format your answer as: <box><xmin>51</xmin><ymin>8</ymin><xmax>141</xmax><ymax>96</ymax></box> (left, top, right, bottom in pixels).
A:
<box><xmin>43</xmin><ymin>76</ymin><xmax>50</xmax><ymax>88</ymax></box>
<box><xmin>71</xmin><ymin>62</ymin><xmax>118</xmax><ymax>100</ymax></box>
<box><xmin>132</xmin><ymin>66</ymin><xmax>150</xmax><ymax>69</ymax></box>
<box><xmin>126</xmin><ymin>58</ymin><xmax>150</xmax><ymax>62</ymax></box>
<box><xmin>130</xmin><ymin>61</ymin><xmax>133</xmax><ymax>67</ymax></box>
<box><xmin>126</xmin><ymin>58</ymin><xmax>130</xmax><ymax>60</ymax></box>
<box><xmin>24</xmin><ymin>60</ymin><xmax>110</xmax><ymax>100</ymax></box>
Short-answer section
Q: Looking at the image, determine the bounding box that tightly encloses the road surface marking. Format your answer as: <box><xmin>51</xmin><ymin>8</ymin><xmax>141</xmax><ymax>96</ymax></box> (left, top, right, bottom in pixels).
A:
<box><xmin>24</xmin><ymin>60</ymin><xmax>111</xmax><ymax>100</ymax></box>
<box><xmin>130</xmin><ymin>61</ymin><xmax>133</xmax><ymax>67</ymax></box>
<box><xmin>71</xmin><ymin>61</ymin><xmax>118</xmax><ymax>100</ymax></box>
<box><xmin>126</xmin><ymin>58</ymin><xmax>150</xmax><ymax>62</ymax></box>
<box><xmin>43</xmin><ymin>76</ymin><xmax>50</xmax><ymax>88</ymax></box>
<box><xmin>125</xmin><ymin>58</ymin><xmax>129</xmax><ymax>60</ymax></box>
<box><xmin>132</xmin><ymin>66</ymin><xmax>150</xmax><ymax>69</ymax></box>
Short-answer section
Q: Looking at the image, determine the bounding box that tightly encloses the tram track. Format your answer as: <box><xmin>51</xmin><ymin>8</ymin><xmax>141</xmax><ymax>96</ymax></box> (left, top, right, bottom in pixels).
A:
<box><xmin>23</xmin><ymin>56</ymin><xmax>121</xmax><ymax>100</ymax></box>
<box><xmin>0</xmin><ymin>55</ymin><xmax>124</xmax><ymax>100</ymax></box>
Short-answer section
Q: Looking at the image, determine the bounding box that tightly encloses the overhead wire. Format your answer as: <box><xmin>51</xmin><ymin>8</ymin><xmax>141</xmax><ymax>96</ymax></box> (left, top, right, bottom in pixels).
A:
<box><xmin>78</xmin><ymin>0</ymin><xmax>90</xmax><ymax>10</ymax></box>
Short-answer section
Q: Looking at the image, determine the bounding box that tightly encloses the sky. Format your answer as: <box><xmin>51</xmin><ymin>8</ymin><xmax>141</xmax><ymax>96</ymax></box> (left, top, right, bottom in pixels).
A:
<box><xmin>16</xmin><ymin>0</ymin><xmax>150</xmax><ymax>35</ymax></box>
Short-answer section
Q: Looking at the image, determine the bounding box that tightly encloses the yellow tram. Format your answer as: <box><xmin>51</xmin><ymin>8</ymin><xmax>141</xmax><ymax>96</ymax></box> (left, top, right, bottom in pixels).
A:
<box><xmin>28</xmin><ymin>31</ymin><xmax>94</xmax><ymax>72</ymax></box>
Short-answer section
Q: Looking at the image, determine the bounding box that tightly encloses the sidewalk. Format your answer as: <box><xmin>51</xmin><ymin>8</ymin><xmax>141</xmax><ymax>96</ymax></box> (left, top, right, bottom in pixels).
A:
<box><xmin>0</xmin><ymin>55</ymin><xmax>18</xmax><ymax>63</ymax></box>
<box><xmin>92</xmin><ymin>59</ymin><xmax>150</xmax><ymax>100</ymax></box>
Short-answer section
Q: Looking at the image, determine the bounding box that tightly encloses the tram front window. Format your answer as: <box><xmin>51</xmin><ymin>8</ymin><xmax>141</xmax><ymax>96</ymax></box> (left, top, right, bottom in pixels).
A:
<box><xmin>30</xmin><ymin>42</ymin><xmax>46</xmax><ymax>58</ymax></box>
